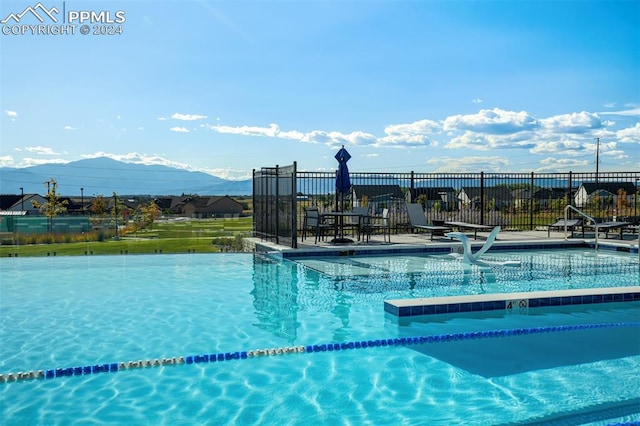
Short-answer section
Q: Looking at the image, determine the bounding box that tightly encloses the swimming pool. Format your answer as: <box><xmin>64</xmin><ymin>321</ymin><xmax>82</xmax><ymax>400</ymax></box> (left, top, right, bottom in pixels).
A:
<box><xmin>0</xmin><ymin>250</ymin><xmax>639</xmax><ymax>425</ymax></box>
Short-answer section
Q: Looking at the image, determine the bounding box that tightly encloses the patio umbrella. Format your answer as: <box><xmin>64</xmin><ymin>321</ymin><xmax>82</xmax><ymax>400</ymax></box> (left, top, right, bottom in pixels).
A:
<box><xmin>335</xmin><ymin>145</ymin><xmax>351</xmax><ymax>212</ymax></box>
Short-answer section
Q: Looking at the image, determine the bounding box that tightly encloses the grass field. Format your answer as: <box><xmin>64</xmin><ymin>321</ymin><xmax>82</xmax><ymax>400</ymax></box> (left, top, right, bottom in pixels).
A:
<box><xmin>0</xmin><ymin>217</ymin><xmax>253</xmax><ymax>257</ymax></box>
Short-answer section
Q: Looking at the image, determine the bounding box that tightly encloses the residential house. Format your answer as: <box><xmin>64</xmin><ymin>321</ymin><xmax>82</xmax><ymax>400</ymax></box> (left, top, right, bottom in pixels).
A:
<box><xmin>458</xmin><ymin>187</ymin><xmax>514</xmax><ymax>210</ymax></box>
<box><xmin>512</xmin><ymin>187</ymin><xmax>570</xmax><ymax>211</ymax></box>
<box><xmin>154</xmin><ymin>195</ymin><xmax>243</xmax><ymax>218</ymax></box>
<box><xmin>574</xmin><ymin>182</ymin><xmax>637</xmax><ymax>208</ymax></box>
<box><xmin>182</xmin><ymin>196</ymin><xmax>244</xmax><ymax>218</ymax></box>
<box><xmin>351</xmin><ymin>185</ymin><xmax>404</xmax><ymax>212</ymax></box>
<box><xmin>408</xmin><ymin>187</ymin><xmax>457</xmax><ymax>211</ymax></box>
<box><xmin>0</xmin><ymin>193</ymin><xmax>47</xmax><ymax>215</ymax></box>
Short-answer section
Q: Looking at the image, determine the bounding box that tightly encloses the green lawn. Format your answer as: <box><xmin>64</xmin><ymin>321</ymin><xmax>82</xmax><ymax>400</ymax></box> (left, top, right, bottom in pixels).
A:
<box><xmin>0</xmin><ymin>217</ymin><xmax>253</xmax><ymax>257</ymax></box>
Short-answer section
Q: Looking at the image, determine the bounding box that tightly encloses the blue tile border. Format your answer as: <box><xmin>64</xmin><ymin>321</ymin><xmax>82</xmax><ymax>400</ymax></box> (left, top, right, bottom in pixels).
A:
<box><xmin>385</xmin><ymin>287</ymin><xmax>640</xmax><ymax>318</ymax></box>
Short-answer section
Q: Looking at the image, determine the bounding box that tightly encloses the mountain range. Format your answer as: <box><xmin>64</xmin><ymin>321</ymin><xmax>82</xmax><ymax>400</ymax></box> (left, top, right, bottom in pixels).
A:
<box><xmin>0</xmin><ymin>158</ymin><xmax>253</xmax><ymax>196</ymax></box>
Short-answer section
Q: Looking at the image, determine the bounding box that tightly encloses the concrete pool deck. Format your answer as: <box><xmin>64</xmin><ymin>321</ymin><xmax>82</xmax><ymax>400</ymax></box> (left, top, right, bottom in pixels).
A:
<box><xmin>251</xmin><ymin>228</ymin><xmax>639</xmax><ymax>257</ymax></box>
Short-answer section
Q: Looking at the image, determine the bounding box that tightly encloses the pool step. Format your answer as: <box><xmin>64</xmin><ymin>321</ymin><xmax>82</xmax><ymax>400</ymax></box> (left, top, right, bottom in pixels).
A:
<box><xmin>384</xmin><ymin>286</ymin><xmax>640</xmax><ymax>317</ymax></box>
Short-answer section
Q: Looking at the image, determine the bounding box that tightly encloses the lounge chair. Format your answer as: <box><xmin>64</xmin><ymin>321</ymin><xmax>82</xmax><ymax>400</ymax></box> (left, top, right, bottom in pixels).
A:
<box><xmin>547</xmin><ymin>218</ymin><xmax>583</xmax><ymax>238</ymax></box>
<box><xmin>444</xmin><ymin>221</ymin><xmax>493</xmax><ymax>240</ymax></box>
<box><xmin>584</xmin><ymin>220</ymin><xmax>631</xmax><ymax>239</ymax></box>
<box><xmin>406</xmin><ymin>203</ymin><xmax>451</xmax><ymax>241</ymax></box>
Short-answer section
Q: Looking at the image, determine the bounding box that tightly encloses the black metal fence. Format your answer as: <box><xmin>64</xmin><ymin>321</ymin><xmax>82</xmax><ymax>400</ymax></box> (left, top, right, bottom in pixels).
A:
<box><xmin>255</xmin><ymin>169</ymin><xmax>640</xmax><ymax>248</ymax></box>
<box><xmin>253</xmin><ymin>163</ymin><xmax>298</xmax><ymax>248</ymax></box>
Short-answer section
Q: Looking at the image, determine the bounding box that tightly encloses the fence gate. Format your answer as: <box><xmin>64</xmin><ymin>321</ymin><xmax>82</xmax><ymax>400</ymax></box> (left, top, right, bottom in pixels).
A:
<box><xmin>253</xmin><ymin>163</ymin><xmax>298</xmax><ymax>248</ymax></box>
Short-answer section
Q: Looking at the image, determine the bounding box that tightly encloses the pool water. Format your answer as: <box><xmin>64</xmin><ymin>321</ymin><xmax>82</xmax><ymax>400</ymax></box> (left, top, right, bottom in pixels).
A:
<box><xmin>0</xmin><ymin>251</ymin><xmax>639</xmax><ymax>425</ymax></box>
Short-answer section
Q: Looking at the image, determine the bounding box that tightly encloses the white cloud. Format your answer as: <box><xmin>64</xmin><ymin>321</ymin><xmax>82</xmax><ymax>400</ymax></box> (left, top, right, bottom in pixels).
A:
<box><xmin>201</xmin><ymin>167</ymin><xmax>252</xmax><ymax>181</ymax></box>
<box><xmin>157</xmin><ymin>116</ymin><xmax>168</xmax><ymax>121</ymax></box>
<box><xmin>443</xmin><ymin>108</ymin><xmax>539</xmax><ymax>134</ymax></box>
<box><xmin>172</xmin><ymin>113</ymin><xmax>208</xmax><ymax>121</ymax></box>
<box><xmin>82</xmin><ymin>152</ymin><xmax>193</xmax><ymax>171</ymax></box>
<box><xmin>530</xmin><ymin>139</ymin><xmax>584</xmax><ymax>155</ymax></box>
<box><xmin>426</xmin><ymin>156</ymin><xmax>509</xmax><ymax>173</ymax></box>
<box><xmin>301</xmin><ymin>130</ymin><xmax>377</xmax><ymax>147</ymax></box>
<box><xmin>536</xmin><ymin>157</ymin><xmax>590</xmax><ymax>172</ymax></box>
<box><xmin>472</xmin><ymin>98</ymin><xmax>483</xmax><ymax>104</ymax></box>
<box><xmin>5</xmin><ymin>110</ymin><xmax>17</xmax><ymax>120</ymax></box>
<box><xmin>170</xmin><ymin>127</ymin><xmax>190</xmax><ymax>133</ymax></box>
<box><xmin>79</xmin><ymin>152</ymin><xmax>252</xmax><ymax>180</ymax></box>
<box><xmin>20</xmin><ymin>157</ymin><xmax>69</xmax><ymax>167</ymax></box>
<box><xmin>599</xmin><ymin>107</ymin><xmax>640</xmax><ymax>117</ymax></box>
<box><xmin>616</xmin><ymin>123</ymin><xmax>640</xmax><ymax>143</ymax></box>
<box><xmin>0</xmin><ymin>155</ymin><xmax>15</xmax><ymax>166</ymax></box>
<box><xmin>195</xmin><ymin>107</ymin><xmax>637</xmax><ymax>171</ymax></box>
<box><xmin>539</xmin><ymin>111</ymin><xmax>605</xmax><ymax>134</ymax></box>
<box><xmin>208</xmin><ymin>123</ymin><xmax>281</xmax><ymax>137</ymax></box>
<box><xmin>378</xmin><ymin>119</ymin><xmax>440</xmax><ymax>147</ymax></box>
<box><xmin>24</xmin><ymin>146</ymin><xmax>62</xmax><ymax>155</ymax></box>
<box><xmin>205</xmin><ymin>122</ymin><xmax>377</xmax><ymax>148</ymax></box>
<box><xmin>64</xmin><ymin>125</ymin><xmax>77</xmax><ymax>131</ymax></box>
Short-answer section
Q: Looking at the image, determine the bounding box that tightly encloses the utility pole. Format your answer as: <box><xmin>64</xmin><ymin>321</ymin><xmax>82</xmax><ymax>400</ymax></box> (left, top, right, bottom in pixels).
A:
<box><xmin>45</xmin><ymin>180</ymin><xmax>52</xmax><ymax>233</ymax></box>
<box><xmin>595</xmin><ymin>137</ymin><xmax>600</xmax><ymax>184</ymax></box>
<box><xmin>113</xmin><ymin>192</ymin><xmax>119</xmax><ymax>240</ymax></box>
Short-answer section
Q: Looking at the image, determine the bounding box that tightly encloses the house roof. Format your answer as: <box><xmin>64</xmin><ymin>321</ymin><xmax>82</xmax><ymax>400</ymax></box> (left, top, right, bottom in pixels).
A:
<box><xmin>411</xmin><ymin>187</ymin><xmax>456</xmax><ymax>200</ymax></box>
<box><xmin>459</xmin><ymin>187</ymin><xmax>514</xmax><ymax>201</ymax></box>
<box><xmin>512</xmin><ymin>188</ymin><xmax>570</xmax><ymax>199</ymax></box>
<box><xmin>351</xmin><ymin>185</ymin><xmax>404</xmax><ymax>199</ymax></box>
<box><xmin>579</xmin><ymin>182</ymin><xmax>637</xmax><ymax>195</ymax></box>
<box><xmin>0</xmin><ymin>194</ymin><xmax>23</xmax><ymax>210</ymax></box>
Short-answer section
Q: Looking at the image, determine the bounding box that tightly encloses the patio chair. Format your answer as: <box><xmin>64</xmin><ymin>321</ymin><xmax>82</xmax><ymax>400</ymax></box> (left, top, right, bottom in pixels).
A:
<box><xmin>302</xmin><ymin>208</ymin><xmax>335</xmax><ymax>243</ymax></box>
<box><xmin>343</xmin><ymin>207</ymin><xmax>369</xmax><ymax>240</ymax></box>
<box><xmin>361</xmin><ymin>208</ymin><xmax>391</xmax><ymax>243</ymax></box>
<box><xmin>406</xmin><ymin>203</ymin><xmax>452</xmax><ymax>241</ymax></box>
<box><xmin>547</xmin><ymin>218</ymin><xmax>583</xmax><ymax>238</ymax></box>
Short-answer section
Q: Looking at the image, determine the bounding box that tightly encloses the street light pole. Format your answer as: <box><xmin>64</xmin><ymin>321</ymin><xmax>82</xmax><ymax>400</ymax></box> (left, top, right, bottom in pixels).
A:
<box><xmin>113</xmin><ymin>192</ymin><xmax>119</xmax><ymax>240</ymax></box>
<box><xmin>81</xmin><ymin>188</ymin><xmax>84</xmax><ymax>215</ymax></box>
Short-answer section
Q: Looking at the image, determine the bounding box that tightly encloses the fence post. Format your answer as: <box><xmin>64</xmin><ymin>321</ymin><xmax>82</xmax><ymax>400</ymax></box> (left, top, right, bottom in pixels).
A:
<box><xmin>252</xmin><ymin>169</ymin><xmax>256</xmax><ymax>237</ymax></box>
<box><xmin>568</xmin><ymin>171</ymin><xmax>573</xmax><ymax>219</ymax></box>
<box><xmin>480</xmin><ymin>171</ymin><xmax>485</xmax><ymax>224</ymax></box>
<box><xmin>410</xmin><ymin>171</ymin><xmax>415</xmax><ymax>202</ymax></box>
<box><xmin>275</xmin><ymin>165</ymin><xmax>280</xmax><ymax>245</ymax></box>
<box><xmin>530</xmin><ymin>171</ymin><xmax>535</xmax><ymax>230</ymax></box>
<box><xmin>292</xmin><ymin>162</ymin><xmax>298</xmax><ymax>248</ymax></box>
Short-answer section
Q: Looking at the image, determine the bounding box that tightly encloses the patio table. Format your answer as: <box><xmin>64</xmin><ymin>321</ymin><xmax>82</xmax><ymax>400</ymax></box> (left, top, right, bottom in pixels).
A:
<box><xmin>322</xmin><ymin>211</ymin><xmax>364</xmax><ymax>244</ymax></box>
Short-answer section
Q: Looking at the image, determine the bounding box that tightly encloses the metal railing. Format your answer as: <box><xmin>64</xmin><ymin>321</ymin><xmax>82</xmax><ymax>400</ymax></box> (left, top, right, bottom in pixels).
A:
<box><xmin>564</xmin><ymin>205</ymin><xmax>598</xmax><ymax>248</ymax></box>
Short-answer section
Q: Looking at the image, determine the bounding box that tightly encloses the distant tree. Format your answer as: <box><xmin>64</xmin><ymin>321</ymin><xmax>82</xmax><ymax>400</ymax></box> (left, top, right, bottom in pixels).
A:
<box><xmin>31</xmin><ymin>178</ymin><xmax>68</xmax><ymax>233</ymax></box>
<box><xmin>140</xmin><ymin>200</ymin><xmax>160</xmax><ymax>229</ymax></box>
<box><xmin>616</xmin><ymin>188</ymin><xmax>628</xmax><ymax>214</ymax></box>
<box><xmin>91</xmin><ymin>195</ymin><xmax>107</xmax><ymax>215</ymax></box>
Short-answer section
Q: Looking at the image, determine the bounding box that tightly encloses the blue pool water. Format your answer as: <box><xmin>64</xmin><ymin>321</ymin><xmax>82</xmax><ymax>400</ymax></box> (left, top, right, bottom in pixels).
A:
<box><xmin>0</xmin><ymin>250</ymin><xmax>639</xmax><ymax>425</ymax></box>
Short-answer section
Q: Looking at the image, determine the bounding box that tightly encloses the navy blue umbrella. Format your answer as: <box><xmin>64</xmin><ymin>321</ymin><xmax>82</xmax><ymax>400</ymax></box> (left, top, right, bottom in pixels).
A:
<box><xmin>335</xmin><ymin>145</ymin><xmax>351</xmax><ymax>212</ymax></box>
<box><xmin>335</xmin><ymin>145</ymin><xmax>351</xmax><ymax>194</ymax></box>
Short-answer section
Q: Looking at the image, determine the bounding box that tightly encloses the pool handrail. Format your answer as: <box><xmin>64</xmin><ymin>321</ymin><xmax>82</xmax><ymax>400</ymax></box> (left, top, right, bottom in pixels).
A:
<box><xmin>565</xmin><ymin>205</ymin><xmax>599</xmax><ymax>249</ymax></box>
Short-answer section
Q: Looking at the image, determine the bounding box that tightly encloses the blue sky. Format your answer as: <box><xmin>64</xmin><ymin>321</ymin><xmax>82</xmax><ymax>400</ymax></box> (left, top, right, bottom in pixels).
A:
<box><xmin>1</xmin><ymin>0</ymin><xmax>639</xmax><ymax>181</ymax></box>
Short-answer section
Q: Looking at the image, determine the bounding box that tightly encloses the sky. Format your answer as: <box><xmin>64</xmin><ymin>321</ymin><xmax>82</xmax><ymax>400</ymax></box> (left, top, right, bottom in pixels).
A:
<box><xmin>1</xmin><ymin>0</ymin><xmax>639</xmax><ymax>181</ymax></box>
